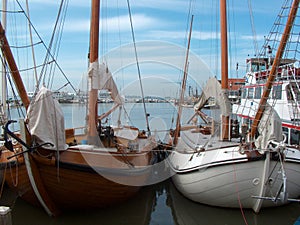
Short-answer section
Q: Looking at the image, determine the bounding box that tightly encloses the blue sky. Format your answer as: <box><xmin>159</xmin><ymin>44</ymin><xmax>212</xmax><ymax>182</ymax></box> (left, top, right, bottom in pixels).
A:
<box><xmin>2</xmin><ymin>0</ymin><xmax>286</xmax><ymax>98</ymax></box>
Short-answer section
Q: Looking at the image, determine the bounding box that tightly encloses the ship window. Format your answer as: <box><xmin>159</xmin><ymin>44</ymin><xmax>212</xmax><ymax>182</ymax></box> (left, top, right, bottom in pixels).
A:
<box><xmin>295</xmin><ymin>87</ymin><xmax>300</xmax><ymax>101</ymax></box>
<box><xmin>286</xmin><ymin>85</ymin><xmax>293</xmax><ymax>100</ymax></box>
<box><xmin>290</xmin><ymin>129</ymin><xmax>300</xmax><ymax>145</ymax></box>
<box><xmin>290</xmin><ymin>83</ymin><xmax>300</xmax><ymax>101</ymax></box>
<box><xmin>272</xmin><ymin>85</ymin><xmax>282</xmax><ymax>99</ymax></box>
<box><xmin>251</xmin><ymin>62</ymin><xmax>267</xmax><ymax>72</ymax></box>
<box><xmin>282</xmin><ymin>127</ymin><xmax>289</xmax><ymax>144</ymax></box>
<box><xmin>242</xmin><ymin>89</ymin><xmax>247</xmax><ymax>98</ymax></box>
<box><xmin>246</xmin><ymin>63</ymin><xmax>250</xmax><ymax>73</ymax></box>
<box><xmin>251</xmin><ymin>63</ymin><xmax>259</xmax><ymax>72</ymax></box>
<box><xmin>259</xmin><ymin>64</ymin><xmax>266</xmax><ymax>71</ymax></box>
<box><xmin>247</xmin><ymin>88</ymin><xmax>254</xmax><ymax>99</ymax></box>
<box><xmin>254</xmin><ymin>87</ymin><xmax>261</xmax><ymax>99</ymax></box>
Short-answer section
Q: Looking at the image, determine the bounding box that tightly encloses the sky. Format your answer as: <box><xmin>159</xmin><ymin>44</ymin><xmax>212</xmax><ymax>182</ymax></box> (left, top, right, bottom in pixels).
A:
<box><xmin>1</xmin><ymin>0</ymin><xmax>287</xmax><ymax>98</ymax></box>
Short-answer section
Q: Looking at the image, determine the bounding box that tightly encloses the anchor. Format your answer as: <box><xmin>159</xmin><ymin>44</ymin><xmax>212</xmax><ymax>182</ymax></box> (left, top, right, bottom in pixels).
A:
<box><xmin>3</xmin><ymin>120</ymin><xmax>53</xmax><ymax>160</ymax></box>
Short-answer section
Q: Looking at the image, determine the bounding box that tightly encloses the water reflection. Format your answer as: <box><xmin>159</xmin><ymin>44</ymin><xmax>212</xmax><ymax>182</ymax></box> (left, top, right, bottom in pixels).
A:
<box><xmin>6</xmin><ymin>184</ymin><xmax>156</xmax><ymax>225</ymax></box>
<box><xmin>1</xmin><ymin>179</ymin><xmax>300</xmax><ymax>225</ymax></box>
<box><xmin>167</xmin><ymin>180</ymin><xmax>300</xmax><ymax>225</ymax></box>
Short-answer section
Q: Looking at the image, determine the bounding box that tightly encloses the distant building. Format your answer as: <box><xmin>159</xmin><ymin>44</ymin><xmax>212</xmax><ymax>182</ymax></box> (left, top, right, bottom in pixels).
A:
<box><xmin>228</xmin><ymin>78</ymin><xmax>245</xmax><ymax>103</ymax></box>
<box><xmin>228</xmin><ymin>78</ymin><xmax>245</xmax><ymax>91</ymax></box>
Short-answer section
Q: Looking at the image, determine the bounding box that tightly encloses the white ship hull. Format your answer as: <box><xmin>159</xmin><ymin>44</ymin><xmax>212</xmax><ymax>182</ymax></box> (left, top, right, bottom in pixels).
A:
<box><xmin>168</xmin><ymin>135</ymin><xmax>300</xmax><ymax>212</ymax></box>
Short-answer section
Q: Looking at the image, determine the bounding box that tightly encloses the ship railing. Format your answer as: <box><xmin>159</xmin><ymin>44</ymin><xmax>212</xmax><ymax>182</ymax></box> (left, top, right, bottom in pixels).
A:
<box><xmin>251</xmin><ymin>61</ymin><xmax>300</xmax><ymax>82</ymax></box>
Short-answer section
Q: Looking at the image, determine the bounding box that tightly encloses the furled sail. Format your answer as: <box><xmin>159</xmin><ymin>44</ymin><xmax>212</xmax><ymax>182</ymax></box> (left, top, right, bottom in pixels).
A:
<box><xmin>194</xmin><ymin>77</ymin><xmax>231</xmax><ymax>116</ymax></box>
<box><xmin>26</xmin><ymin>87</ymin><xmax>68</xmax><ymax>150</ymax></box>
<box><xmin>89</xmin><ymin>61</ymin><xmax>123</xmax><ymax>105</ymax></box>
<box><xmin>255</xmin><ymin>104</ymin><xmax>284</xmax><ymax>150</ymax></box>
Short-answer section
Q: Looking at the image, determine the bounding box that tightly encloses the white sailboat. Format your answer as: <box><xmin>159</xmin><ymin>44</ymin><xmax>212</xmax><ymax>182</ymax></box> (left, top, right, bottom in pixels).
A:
<box><xmin>166</xmin><ymin>0</ymin><xmax>300</xmax><ymax>213</ymax></box>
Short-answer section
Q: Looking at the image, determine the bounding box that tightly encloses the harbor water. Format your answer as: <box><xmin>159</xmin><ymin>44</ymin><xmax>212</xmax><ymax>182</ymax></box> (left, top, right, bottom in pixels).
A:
<box><xmin>1</xmin><ymin>180</ymin><xmax>300</xmax><ymax>225</ymax></box>
<box><xmin>2</xmin><ymin>103</ymin><xmax>300</xmax><ymax>225</ymax></box>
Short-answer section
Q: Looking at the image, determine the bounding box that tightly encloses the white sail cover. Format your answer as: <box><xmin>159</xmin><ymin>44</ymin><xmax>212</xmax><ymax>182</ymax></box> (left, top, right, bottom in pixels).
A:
<box><xmin>255</xmin><ymin>104</ymin><xmax>283</xmax><ymax>150</ymax></box>
<box><xmin>194</xmin><ymin>77</ymin><xmax>231</xmax><ymax>116</ymax></box>
<box><xmin>26</xmin><ymin>87</ymin><xmax>68</xmax><ymax>151</ymax></box>
<box><xmin>89</xmin><ymin>61</ymin><xmax>123</xmax><ymax>105</ymax></box>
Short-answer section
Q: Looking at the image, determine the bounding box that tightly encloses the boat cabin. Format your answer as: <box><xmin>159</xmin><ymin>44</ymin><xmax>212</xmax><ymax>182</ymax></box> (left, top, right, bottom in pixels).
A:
<box><xmin>246</xmin><ymin>57</ymin><xmax>300</xmax><ymax>81</ymax></box>
<box><xmin>236</xmin><ymin>57</ymin><xmax>300</xmax><ymax>146</ymax></box>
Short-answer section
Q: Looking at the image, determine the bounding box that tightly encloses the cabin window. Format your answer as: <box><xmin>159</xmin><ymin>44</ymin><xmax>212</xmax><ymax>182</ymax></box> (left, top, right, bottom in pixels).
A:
<box><xmin>246</xmin><ymin>63</ymin><xmax>251</xmax><ymax>73</ymax></box>
<box><xmin>247</xmin><ymin>88</ymin><xmax>254</xmax><ymax>99</ymax></box>
<box><xmin>242</xmin><ymin>89</ymin><xmax>247</xmax><ymax>99</ymax></box>
<box><xmin>254</xmin><ymin>87</ymin><xmax>262</xmax><ymax>99</ymax></box>
<box><xmin>282</xmin><ymin>127</ymin><xmax>289</xmax><ymax>144</ymax></box>
<box><xmin>290</xmin><ymin>129</ymin><xmax>300</xmax><ymax>145</ymax></box>
<box><xmin>286</xmin><ymin>85</ymin><xmax>293</xmax><ymax>101</ymax></box>
<box><xmin>290</xmin><ymin>82</ymin><xmax>300</xmax><ymax>101</ymax></box>
<box><xmin>251</xmin><ymin>62</ymin><xmax>267</xmax><ymax>72</ymax></box>
<box><xmin>251</xmin><ymin>64</ymin><xmax>258</xmax><ymax>72</ymax></box>
<box><xmin>272</xmin><ymin>85</ymin><xmax>282</xmax><ymax>99</ymax></box>
<box><xmin>295</xmin><ymin>89</ymin><xmax>300</xmax><ymax>101</ymax></box>
<box><xmin>259</xmin><ymin>63</ymin><xmax>266</xmax><ymax>71</ymax></box>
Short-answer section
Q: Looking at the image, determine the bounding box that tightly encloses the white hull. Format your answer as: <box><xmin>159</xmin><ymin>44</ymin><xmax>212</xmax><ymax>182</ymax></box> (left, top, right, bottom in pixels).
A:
<box><xmin>168</xmin><ymin>136</ymin><xmax>300</xmax><ymax>212</ymax></box>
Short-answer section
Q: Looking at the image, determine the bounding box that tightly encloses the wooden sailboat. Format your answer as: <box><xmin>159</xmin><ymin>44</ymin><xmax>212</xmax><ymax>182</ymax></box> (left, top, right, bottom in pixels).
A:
<box><xmin>1</xmin><ymin>0</ymin><xmax>157</xmax><ymax>216</ymax></box>
<box><xmin>166</xmin><ymin>0</ymin><xmax>300</xmax><ymax>213</ymax></box>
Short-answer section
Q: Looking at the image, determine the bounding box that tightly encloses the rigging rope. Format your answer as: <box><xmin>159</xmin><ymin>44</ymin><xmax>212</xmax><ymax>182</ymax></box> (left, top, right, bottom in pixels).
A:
<box><xmin>15</xmin><ymin>0</ymin><xmax>77</xmax><ymax>94</ymax></box>
<box><xmin>116</xmin><ymin>0</ymin><xmax>125</xmax><ymax>91</ymax></box>
<box><xmin>10</xmin><ymin>41</ymin><xmax>43</xmax><ymax>49</ymax></box>
<box><xmin>126</xmin><ymin>0</ymin><xmax>151</xmax><ymax>135</ymax></box>
<box><xmin>228</xmin><ymin>0</ymin><xmax>238</xmax><ymax>77</ymax></box>
<box><xmin>247</xmin><ymin>0</ymin><xmax>259</xmax><ymax>56</ymax></box>
<box><xmin>0</xmin><ymin>10</ymin><xmax>23</xmax><ymax>14</ymax></box>
<box><xmin>0</xmin><ymin>55</ymin><xmax>26</xmax><ymax>118</ymax></box>
<box><xmin>40</xmin><ymin>0</ymin><xmax>68</xmax><ymax>89</ymax></box>
<box><xmin>47</xmin><ymin>0</ymin><xmax>69</xmax><ymax>90</ymax></box>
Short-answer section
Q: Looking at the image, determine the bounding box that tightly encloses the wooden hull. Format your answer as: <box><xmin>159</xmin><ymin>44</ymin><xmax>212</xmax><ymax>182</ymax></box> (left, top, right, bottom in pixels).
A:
<box><xmin>0</xmin><ymin>149</ymin><xmax>22</xmax><ymax>191</ymax></box>
<box><xmin>5</xmin><ymin>146</ymin><xmax>154</xmax><ymax>215</ymax></box>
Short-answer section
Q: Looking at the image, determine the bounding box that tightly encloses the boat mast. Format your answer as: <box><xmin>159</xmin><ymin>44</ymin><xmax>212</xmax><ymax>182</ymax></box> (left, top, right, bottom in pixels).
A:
<box><xmin>1</xmin><ymin>0</ymin><xmax>7</xmax><ymax>113</ymax></box>
<box><xmin>87</xmin><ymin>0</ymin><xmax>100</xmax><ymax>142</ymax></box>
<box><xmin>173</xmin><ymin>15</ymin><xmax>194</xmax><ymax>146</ymax></box>
<box><xmin>220</xmin><ymin>0</ymin><xmax>229</xmax><ymax>141</ymax></box>
<box><xmin>0</xmin><ymin>23</ymin><xmax>30</xmax><ymax>109</ymax></box>
<box><xmin>250</xmin><ymin>0</ymin><xmax>299</xmax><ymax>138</ymax></box>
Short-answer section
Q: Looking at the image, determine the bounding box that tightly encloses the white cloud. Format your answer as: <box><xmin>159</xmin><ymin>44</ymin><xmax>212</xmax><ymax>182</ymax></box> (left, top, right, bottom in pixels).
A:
<box><xmin>63</xmin><ymin>13</ymin><xmax>163</xmax><ymax>33</ymax></box>
<box><xmin>99</xmin><ymin>0</ymin><xmax>189</xmax><ymax>12</ymax></box>
<box><xmin>26</xmin><ymin>0</ymin><xmax>189</xmax><ymax>13</ymax></box>
<box><xmin>147</xmin><ymin>30</ymin><xmax>219</xmax><ymax>41</ymax></box>
<box><xmin>240</xmin><ymin>34</ymin><xmax>266</xmax><ymax>41</ymax></box>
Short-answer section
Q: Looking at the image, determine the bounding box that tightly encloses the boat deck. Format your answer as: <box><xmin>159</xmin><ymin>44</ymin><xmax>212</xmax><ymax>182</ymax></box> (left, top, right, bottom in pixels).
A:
<box><xmin>177</xmin><ymin>127</ymin><xmax>240</xmax><ymax>153</ymax></box>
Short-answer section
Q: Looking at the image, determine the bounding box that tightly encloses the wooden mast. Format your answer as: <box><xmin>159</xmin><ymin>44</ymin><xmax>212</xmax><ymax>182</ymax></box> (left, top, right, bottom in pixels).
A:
<box><xmin>220</xmin><ymin>0</ymin><xmax>229</xmax><ymax>140</ymax></box>
<box><xmin>250</xmin><ymin>0</ymin><xmax>299</xmax><ymax>138</ymax></box>
<box><xmin>173</xmin><ymin>15</ymin><xmax>194</xmax><ymax>146</ymax></box>
<box><xmin>0</xmin><ymin>22</ymin><xmax>30</xmax><ymax>109</ymax></box>
<box><xmin>87</xmin><ymin>0</ymin><xmax>100</xmax><ymax>143</ymax></box>
<box><xmin>1</xmin><ymin>0</ymin><xmax>7</xmax><ymax>113</ymax></box>
<box><xmin>0</xmin><ymin>18</ymin><xmax>60</xmax><ymax>218</ymax></box>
